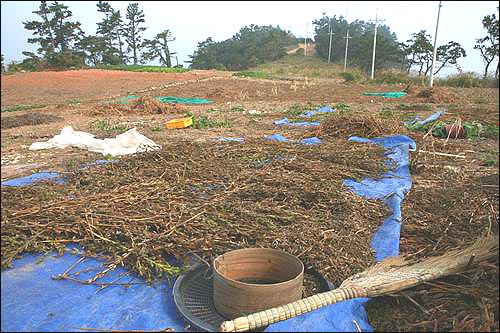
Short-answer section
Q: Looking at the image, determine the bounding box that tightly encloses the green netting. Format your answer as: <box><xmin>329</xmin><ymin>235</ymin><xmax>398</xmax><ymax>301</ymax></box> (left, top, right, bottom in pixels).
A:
<box><xmin>363</xmin><ymin>91</ymin><xmax>407</xmax><ymax>98</ymax></box>
<box><xmin>156</xmin><ymin>96</ymin><xmax>214</xmax><ymax>104</ymax></box>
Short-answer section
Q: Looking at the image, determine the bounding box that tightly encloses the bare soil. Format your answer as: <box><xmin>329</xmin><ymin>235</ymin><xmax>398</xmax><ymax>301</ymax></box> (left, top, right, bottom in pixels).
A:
<box><xmin>1</xmin><ymin>69</ymin><xmax>228</xmax><ymax>106</ymax></box>
<box><xmin>1</xmin><ymin>68</ymin><xmax>498</xmax><ymax>332</ymax></box>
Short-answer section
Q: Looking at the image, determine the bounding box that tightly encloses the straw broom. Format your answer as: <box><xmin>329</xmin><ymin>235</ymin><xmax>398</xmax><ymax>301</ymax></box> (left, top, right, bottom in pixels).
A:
<box><xmin>220</xmin><ymin>234</ymin><xmax>499</xmax><ymax>332</ymax></box>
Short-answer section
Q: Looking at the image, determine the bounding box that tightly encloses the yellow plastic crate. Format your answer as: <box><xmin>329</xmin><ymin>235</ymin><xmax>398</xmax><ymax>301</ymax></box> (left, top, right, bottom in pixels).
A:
<box><xmin>165</xmin><ymin>116</ymin><xmax>193</xmax><ymax>129</ymax></box>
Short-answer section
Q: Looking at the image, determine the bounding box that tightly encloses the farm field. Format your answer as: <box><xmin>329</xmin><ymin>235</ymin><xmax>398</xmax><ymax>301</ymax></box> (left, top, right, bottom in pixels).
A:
<box><xmin>1</xmin><ymin>59</ymin><xmax>498</xmax><ymax>332</ymax></box>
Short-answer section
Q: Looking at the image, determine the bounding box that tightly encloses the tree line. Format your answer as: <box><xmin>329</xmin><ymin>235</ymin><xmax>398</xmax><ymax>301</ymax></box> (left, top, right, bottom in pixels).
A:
<box><xmin>9</xmin><ymin>1</ymin><xmax>177</xmax><ymax>71</ymax></box>
<box><xmin>1</xmin><ymin>1</ymin><xmax>498</xmax><ymax>79</ymax></box>
<box><xmin>189</xmin><ymin>8</ymin><xmax>498</xmax><ymax>79</ymax></box>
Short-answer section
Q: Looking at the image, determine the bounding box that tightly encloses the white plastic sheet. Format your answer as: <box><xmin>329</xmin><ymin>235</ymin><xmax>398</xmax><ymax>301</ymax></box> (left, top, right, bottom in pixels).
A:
<box><xmin>29</xmin><ymin>126</ymin><xmax>161</xmax><ymax>157</ymax></box>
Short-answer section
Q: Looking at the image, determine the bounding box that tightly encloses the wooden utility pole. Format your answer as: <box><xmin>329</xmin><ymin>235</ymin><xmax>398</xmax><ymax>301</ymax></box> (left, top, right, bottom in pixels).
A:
<box><xmin>304</xmin><ymin>23</ymin><xmax>308</xmax><ymax>57</ymax></box>
<box><xmin>429</xmin><ymin>1</ymin><xmax>442</xmax><ymax>87</ymax></box>
<box><xmin>343</xmin><ymin>29</ymin><xmax>351</xmax><ymax>72</ymax></box>
<box><xmin>328</xmin><ymin>22</ymin><xmax>334</xmax><ymax>63</ymax></box>
<box><xmin>370</xmin><ymin>12</ymin><xmax>386</xmax><ymax>79</ymax></box>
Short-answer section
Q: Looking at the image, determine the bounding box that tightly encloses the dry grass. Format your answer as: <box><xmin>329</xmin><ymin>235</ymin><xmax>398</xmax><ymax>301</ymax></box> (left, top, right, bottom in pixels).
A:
<box><xmin>2</xmin><ymin>139</ymin><xmax>389</xmax><ymax>289</ymax></box>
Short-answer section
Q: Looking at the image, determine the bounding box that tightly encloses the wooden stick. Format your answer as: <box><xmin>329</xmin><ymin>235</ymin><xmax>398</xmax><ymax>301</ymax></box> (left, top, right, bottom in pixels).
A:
<box><xmin>412</xmin><ymin>149</ymin><xmax>466</xmax><ymax>159</ymax></box>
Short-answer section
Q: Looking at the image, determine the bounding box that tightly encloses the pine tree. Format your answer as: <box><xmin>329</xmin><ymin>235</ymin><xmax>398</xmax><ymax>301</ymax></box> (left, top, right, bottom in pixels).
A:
<box><xmin>142</xmin><ymin>30</ymin><xmax>175</xmax><ymax>67</ymax></box>
<box><xmin>474</xmin><ymin>7</ymin><xmax>499</xmax><ymax>79</ymax></box>
<box><xmin>96</xmin><ymin>1</ymin><xmax>125</xmax><ymax>64</ymax></box>
<box><xmin>23</xmin><ymin>0</ymin><xmax>84</xmax><ymax>68</ymax></box>
<box><xmin>123</xmin><ymin>3</ymin><xmax>146</xmax><ymax>65</ymax></box>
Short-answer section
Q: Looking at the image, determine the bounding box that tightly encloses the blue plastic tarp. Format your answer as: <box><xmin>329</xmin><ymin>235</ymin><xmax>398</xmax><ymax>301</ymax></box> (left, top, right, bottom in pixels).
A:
<box><xmin>217</xmin><ymin>137</ymin><xmax>245</xmax><ymax>143</ymax></box>
<box><xmin>2</xmin><ymin>135</ymin><xmax>415</xmax><ymax>332</ymax></box>
<box><xmin>1</xmin><ymin>160</ymin><xmax>116</xmax><ymax>188</ymax></box>
<box><xmin>265</xmin><ymin>134</ymin><xmax>290</xmax><ymax>142</ymax></box>
<box><xmin>1</xmin><ymin>172</ymin><xmax>64</xmax><ymax>187</ymax></box>
<box><xmin>1</xmin><ymin>246</ymin><xmax>186</xmax><ymax>332</ymax></box>
<box><xmin>265</xmin><ymin>134</ymin><xmax>322</xmax><ymax>145</ymax></box>
<box><xmin>303</xmin><ymin>106</ymin><xmax>335</xmax><ymax>117</ymax></box>
<box><xmin>299</xmin><ymin>137</ymin><xmax>323</xmax><ymax>145</ymax></box>
<box><xmin>273</xmin><ymin>118</ymin><xmax>321</xmax><ymax>127</ymax></box>
<box><xmin>265</xmin><ymin>135</ymin><xmax>415</xmax><ymax>332</ymax></box>
<box><xmin>404</xmin><ymin>110</ymin><xmax>444</xmax><ymax>126</ymax></box>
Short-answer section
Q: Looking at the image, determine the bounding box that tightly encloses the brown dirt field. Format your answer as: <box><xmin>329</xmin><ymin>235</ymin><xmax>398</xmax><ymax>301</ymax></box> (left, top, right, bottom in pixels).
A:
<box><xmin>1</xmin><ymin>69</ymin><xmax>229</xmax><ymax>106</ymax></box>
<box><xmin>1</xmin><ymin>69</ymin><xmax>498</xmax><ymax>332</ymax></box>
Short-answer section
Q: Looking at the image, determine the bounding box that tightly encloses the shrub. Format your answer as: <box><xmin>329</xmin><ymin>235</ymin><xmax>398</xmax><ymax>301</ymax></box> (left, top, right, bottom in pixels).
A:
<box><xmin>373</xmin><ymin>69</ymin><xmax>419</xmax><ymax>85</ymax></box>
<box><xmin>436</xmin><ymin>72</ymin><xmax>499</xmax><ymax>88</ymax></box>
<box><xmin>233</xmin><ymin>71</ymin><xmax>272</xmax><ymax>79</ymax></box>
<box><xmin>339</xmin><ymin>69</ymin><xmax>365</xmax><ymax>83</ymax></box>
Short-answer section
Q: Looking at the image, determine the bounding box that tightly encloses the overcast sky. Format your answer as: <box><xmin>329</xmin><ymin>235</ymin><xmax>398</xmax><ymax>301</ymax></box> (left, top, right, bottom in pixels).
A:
<box><xmin>1</xmin><ymin>1</ymin><xmax>498</xmax><ymax>77</ymax></box>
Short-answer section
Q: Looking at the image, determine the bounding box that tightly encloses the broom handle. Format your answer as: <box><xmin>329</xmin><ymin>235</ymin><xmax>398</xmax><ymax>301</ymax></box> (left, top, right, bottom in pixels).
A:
<box><xmin>220</xmin><ymin>286</ymin><xmax>367</xmax><ymax>332</ymax></box>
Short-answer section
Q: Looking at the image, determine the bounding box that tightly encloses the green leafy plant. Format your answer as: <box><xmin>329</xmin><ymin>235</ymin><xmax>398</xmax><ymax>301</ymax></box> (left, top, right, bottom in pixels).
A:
<box><xmin>1</xmin><ymin>104</ymin><xmax>46</xmax><ymax>113</ymax></box>
<box><xmin>92</xmin><ymin>119</ymin><xmax>129</xmax><ymax>134</ymax></box>
<box><xmin>192</xmin><ymin>115</ymin><xmax>231</xmax><ymax>129</ymax></box>
<box><xmin>151</xmin><ymin>125</ymin><xmax>162</xmax><ymax>132</ymax></box>
<box><xmin>334</xmin><ymin>102</ymin><xmax>350</xmax><ymax>111</ymax></box>
<box><xmin>378</xmin><ymin>108</ymin><xmax>395</xmax><ymax>119</ymax></box>
<box><xmin>286</xmin><ymin>103</ymin><xmax>319</xmax><ymax>116</ymax></box>
<box><xmin>229</xmin><ymin>106</ymin><xmax>245</xmax><ymax>112</ymax></box>
<box><xmin>396</xmin><ymin>103</ymin><xmax>432</xmax><ymax>111</ymax></box>
<box><xmin>95</xmin><ymin>64</ymin><xmax>189</xmax><ymax>73</ymax></box>
<box><xmin>233</xmin><ymin>71</ymin><xmax>272</xmax><ymax>79</ymax></box>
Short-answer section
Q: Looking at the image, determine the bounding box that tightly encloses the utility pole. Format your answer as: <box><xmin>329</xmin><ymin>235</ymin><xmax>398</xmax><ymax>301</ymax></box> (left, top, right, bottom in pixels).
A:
<box><xmin>328</xmin><ymin>21</ymin><xmax>334</xmax><ymax>63</ymax></box>
<box><xmin>429</xmin><ymin>1</ymin><xmax>442</xmax><ymax>87</ymax></box>
<box><xmin>343</xmin><ymin>29</ymin><xmax>351</xmax><ymax>72</ymax></box>
<box><xmin>343</xmin><ymin>0</ymin><xmax>351</xmax><ymax>72</ymax></box>
<box><xmin>304</xmin><ymin>23</ymin><xmax>308</xmax><ymax>57</ymax></box>
<box><xmin>370</xmin><ymin>12</ymin><xmax>385</xmax><ymax>79</ymax></box>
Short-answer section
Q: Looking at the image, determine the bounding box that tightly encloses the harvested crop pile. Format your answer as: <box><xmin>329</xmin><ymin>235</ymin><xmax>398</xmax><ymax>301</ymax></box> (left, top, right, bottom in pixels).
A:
<box><xmin>89</xmin><ymin>96</ymin><xmax>187</xmax><ymax>116</ymax></box>
<box><xmin>310</xmin><ymin>112</ymin><xmax>408</xmax><ymax>139</ymax></box>
<box><xmin>415</xmin><ymin>87</ymin><xmax>458</xmax><ymax>104</ymax></box>
<box><xmin>367</xmin><ymin>152</ymin><xmax>499</xmax><ymax>331</ymax></box>
<box><xmin>2</xmin><ymin>139</ymin><xmax>389</xmax><ymax>289</ymax></box>
<box><xmin>1</xmin><ymin>112</ymin><xmax>63</xmax><ymax>129</ymax></box>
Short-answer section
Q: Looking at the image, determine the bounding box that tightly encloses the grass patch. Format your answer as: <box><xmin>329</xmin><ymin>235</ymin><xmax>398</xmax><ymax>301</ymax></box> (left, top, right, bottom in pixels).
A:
<box><xmin>436</xmin><ymin>72</ymin><xmax>499</xmax><ymax>88</ymax></box>
<box><xmin>246</xmin><ymin>54</ymin><xmax>344</xmax><ymax>79</ymax></box>
<box><xmin>372</xmin><ymin>70</ymin><xmax>420</xmax><ymax>85</ymax></box>
<box><xmin>66</xmin><ymin>99</ymin><xmax>82</xmax><ymax>105</ymax></box>
<box><xmin>95</xmin><ymin>64</ymin><xmax>189</xmax><ymax>73</ymax></box>
<box><xmin>481</xmin><ymin>149</ymin><xmax>499</xmax><ymax>166</ymax></box>
<box><xmin>378</xmin><ymin>108</ymin><xmax>395</xmax><ymax>119</ymax></box>
<box><xmin>334</xmin><ymin>103</ymin><xmax>350</xmax><ymax>111</ymax></box>
<box><xmin>285</xmin><ymin>103</ymin><xmax>320</xmax><ymax>116</ymax></box>
<box><xmin>396</xmin><ymin>103</ymin><xmax>432</xmax><ymax>111</ymax></box>
<box><xmin>339</xmin><ymin>70</ymin><xmax>365</xmax><ymax>83</ymax></box>
<box><xmin>151</xmin><ymin>125</ymin><xmax>162</xmax><ymax>132</ymax></box>
<box><xmin>192</xmin><ymin>115</ymin><xmax>231</xmax><ymax>129</ymax></box>
<box><xmin>229</xmin><ymin>106</ymin><xmax>245</xmax><ymax>112</ymax></box>
<box><xmin>1</xmin><ymin>104</ymin><xmax>46</xmax><ymax>113</ymax></box>
<box><xmin>91</xmin><ymin>119</ymin><xmax>129</xmax><ymax>134</ymax></box>
<box><xmin>483</xmin><ymin>123</ymin><xmax>500</xmax><ymax>138</ymax></box>
<box><xmin>233</xmin><ymin>71</ymin><xmax>272</xmax><ymax>79</ymax></box>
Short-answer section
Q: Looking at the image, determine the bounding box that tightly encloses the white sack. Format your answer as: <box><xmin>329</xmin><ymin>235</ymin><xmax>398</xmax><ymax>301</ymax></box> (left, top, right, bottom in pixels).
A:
<box><xmin>29</xmin><ymin>126</ymin><xmax>161</xmax><ymax>157</ymax></box>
